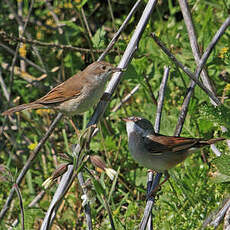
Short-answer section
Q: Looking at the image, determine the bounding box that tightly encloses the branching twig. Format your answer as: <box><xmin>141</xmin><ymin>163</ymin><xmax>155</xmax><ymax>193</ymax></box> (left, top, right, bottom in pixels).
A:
<box><xmin>178</xmin><ymin>0</ymin><xmax>216</xmax><ymax>97</ymax></box>
<box><xmin>151</xmin><ymin>33</ymin><xmax>221</xmax><ymax>105</ymax></box>
<box><xmin>98</xmin><ymin>0</ymin><xmax>142</xmax><ymax>61</ymax></box>
<box><xmin>174</xmin><ymin>15</ymin><xmax>230</xmax><ymax>135</ymax></box>
<box><xmin>0</xmin><ymin>42</ymin><xmax>46</xmax><ymax>73</ymax></box>
<box><xmin>4</xmin><ymin>0</ymin><xmax>47</xmax><ymax>72</ymax></box>
<box><xmin>0</xmin><ymin>30</ymin><xmax>115</xmax><ymax>54</ymax></box>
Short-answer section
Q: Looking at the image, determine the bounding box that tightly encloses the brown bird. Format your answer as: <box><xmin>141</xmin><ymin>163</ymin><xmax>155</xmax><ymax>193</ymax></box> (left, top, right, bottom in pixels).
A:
<box><xmin>2</xmin><ymin>61</ymin><xmax>122</xmax><ymax>116</ymax></box>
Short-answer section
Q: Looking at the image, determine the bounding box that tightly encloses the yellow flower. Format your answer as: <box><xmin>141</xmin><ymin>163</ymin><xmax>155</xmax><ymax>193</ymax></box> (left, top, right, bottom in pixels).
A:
<box><xmin>36</xmin><ymin>31</ymin><xmax>43</xmax><ymax>40</ymax></box>
<box><xmin>28</xmin><ymin>142</ymin><xmax>37</xmax><ymax>151</ymax></box>
<box><xmin>54</xmin><ymin>8</ymin><xmax>61</xmax><ymax>14</ymax></box>
<box><xmin>46</xmin><ymin>19</ymin><xmax>54</xmax><ymax>26</ymax></box>
<box><xmin>19</xmin><ymin>44</ymin><xmax>27</xmax><ymax>58</ymax></box>
<box><xmin>36</xmin><ymin>109</ymin><xmax>54</xmax><ymax>116</ymax></box>
<box><xmin>219</xmin><ymin>47</ymin><xmax>229</xmax><ymax>59</ymax></box>
<box><xmin>64</xmin><ymin>2</ymin><xmax>73</xmax><ymax>8</ymax></box>
<box><xmin>224</xmin><ymin>84</ymin><xmax>230</xmax><ymax>92</ymax></box>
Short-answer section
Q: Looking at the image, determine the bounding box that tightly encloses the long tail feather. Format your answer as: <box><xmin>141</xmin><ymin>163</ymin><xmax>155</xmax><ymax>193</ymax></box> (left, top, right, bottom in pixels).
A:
<box><xmin>198</xmin><ymin>137</ymin><xmax>225</xmax><ymax>147</ymax></box>
<box><xmin>2</xmin><ymin>103</ymin><xmax>43</xmax><ymax>116</ymax></box>
<box><xmin>206</xmin><ymin>137</ymin><xmax>226</xmax><ymax>145</ymax></box>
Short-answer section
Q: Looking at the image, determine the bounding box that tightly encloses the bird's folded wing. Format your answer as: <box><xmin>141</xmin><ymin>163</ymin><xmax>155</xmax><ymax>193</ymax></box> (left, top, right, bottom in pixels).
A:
<box><xmin>144</xmin><ymin>135</ymin><xmax>199</xmax><ymax>154</ymax></box>
<box><xmin>35</xmin><ymin>73</ymin><xmax>82</xmax><ymax>104</ymax></box>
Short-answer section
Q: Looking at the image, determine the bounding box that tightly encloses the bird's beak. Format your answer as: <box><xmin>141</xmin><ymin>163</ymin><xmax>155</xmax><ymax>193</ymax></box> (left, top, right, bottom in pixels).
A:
<box><xmin>122</xmin><ymin>117</ymin><xmax>131</xmax><ymax>122</ymax></box>
<box><xmin>111</xmin><ymin>67</ymin><xmax>126</xmax><ymax>73</ymax></box>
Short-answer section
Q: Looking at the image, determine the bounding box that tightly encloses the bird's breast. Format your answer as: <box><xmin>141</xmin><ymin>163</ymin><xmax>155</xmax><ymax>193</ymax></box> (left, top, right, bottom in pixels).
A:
<box><xmin>128</xmin><ymin>132</ymin><xmax>188</xmax><ymax>172</ymax></box>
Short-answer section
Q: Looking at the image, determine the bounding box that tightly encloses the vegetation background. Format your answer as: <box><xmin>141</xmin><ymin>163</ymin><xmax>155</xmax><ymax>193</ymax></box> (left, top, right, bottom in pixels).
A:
<box><xmin>0</xmin><ymin>0</ymin><xmax>230</xmax><ymax>229</ymax></box>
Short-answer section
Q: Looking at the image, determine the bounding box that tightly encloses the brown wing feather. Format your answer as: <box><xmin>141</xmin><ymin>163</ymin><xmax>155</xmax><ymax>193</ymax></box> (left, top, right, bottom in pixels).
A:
<box><xmin>35</xmin><ymin>72</ymin><xmax>83</xmax><ymax>105</ymax></box>
<box><xmin>144</xmin><ymin>134</ymin><xmax>199</xmax><ymax>154</ymax></box>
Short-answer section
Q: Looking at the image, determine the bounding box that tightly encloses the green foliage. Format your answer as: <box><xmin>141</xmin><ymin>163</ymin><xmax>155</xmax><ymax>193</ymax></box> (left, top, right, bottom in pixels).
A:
<box><xmin>0</xmin><ymin>0</ymin><xmax>230</xmax><ymax>229</ymax></box>
<box><xmin>211</xmin><ymin>155</ymin><xmax>230</xmax><ymax>183</ymax></box>
<box><xmin>92</xmin><ymin>27</ymin><xmax>106</xmax><ymax>48</ymax></box>
<box><xmin>199</xmin><ymin>104</ymin><xmax>230</xmax><ymax>131</ymax></box>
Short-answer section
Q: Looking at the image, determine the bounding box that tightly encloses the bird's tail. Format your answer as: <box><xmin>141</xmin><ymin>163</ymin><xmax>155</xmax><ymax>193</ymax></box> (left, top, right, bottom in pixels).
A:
<box><xmin>200</xmin><ymin>137</ymin><xmax>225</xmax><ymax>145</ymax></box>
<box><xmin>206</xmin><ymin>137</ymin><xmax>226</xmax><ymax>144</ymax></box>
<box><xmin>2</xmin><ymin>103</ymin><xmax>43</xmax><ymax>116</ymax></box>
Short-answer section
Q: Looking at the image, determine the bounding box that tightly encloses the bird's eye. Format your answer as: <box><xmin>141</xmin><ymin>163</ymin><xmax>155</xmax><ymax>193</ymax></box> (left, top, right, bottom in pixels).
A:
<box><xmin>102</xmin><ymin>65</ymin><xmax>107</xmax><ymax>70</ymax></box>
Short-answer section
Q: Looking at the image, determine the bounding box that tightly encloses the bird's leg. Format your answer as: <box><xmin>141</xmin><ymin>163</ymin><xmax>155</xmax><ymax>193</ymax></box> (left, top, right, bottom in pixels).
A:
<box><xmin>69</xmin><ymin>119</ymin><xmax>80</xmax><ymax>137</ymax></box>
<box><xmin>146</xmin><ymin>171</ymin><xmax>170</xmax><ymax>199</ymax></box>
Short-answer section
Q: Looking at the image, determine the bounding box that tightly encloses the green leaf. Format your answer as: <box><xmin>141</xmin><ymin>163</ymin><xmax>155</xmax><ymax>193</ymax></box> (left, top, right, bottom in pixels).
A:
<box><xmin>199</xmin><ymin>104</ymin><xmax>230</xmax><ymax>130</ymax></box>
<box><xmin>93</xmin><ymin>180</ymin><xmax>105</xmax><ymax>196</ymax></box>
<box><xmin>210</xmin><ymin>171</ymin><xmax>230</xmax><ymax>183</ymax></box>
<box><xmin>92</xmin><ymin>27</ymin><xmax>106</xmax><ymax>48</ymax></box>
<box><xmin>212</xmin><ymin>154</ymin><xmax>230</xmax><ymax>176</ymax></box>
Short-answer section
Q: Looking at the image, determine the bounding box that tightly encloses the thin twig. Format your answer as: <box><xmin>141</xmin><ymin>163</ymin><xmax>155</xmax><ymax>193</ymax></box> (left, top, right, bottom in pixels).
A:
<box><xmin>174</xmin><ymin>15</ymin><xmax>230</xmax><ymax>135</ymax></box>
<box><xmin>17</xmin><ymin>0</ymin><xmax>26</xmax><ymax>72</ymax></box>
<box><xmin>98</xmin><ymin>0</ymin><xmax>142</xmax><ymax>61</ymax></box>
<box><xmin>203</xmin><ymin>197</ymin><xmax>230</xmax><ymax>228</ymax></box>
<box><xmin>72</xmin><ymin>3</ymin><xmax>95</xmax><ymax>61</ymax></box>
<box><xmin>81</xmin><ymin>8</ymin><xmax>93</xmax><ymax>39</ymax></box>
<box><xmin>178</xmin><ymin>0</ymin><xmax>216</xmax><ymax>96</ymax></box>
<box><xmin>144</xmin><ymin>75</ymin><xmax>158</xmax><ymax>105</ymax></box>
<box><xmin>78</xmin><ymin>172</ymin><xmax>93</xmax><ymax>230</ymax></box>
<box><xmin>151</xmin><ymin>33</ymin><xmax>221</xmax><ymax>105</ymax></box>
<box><xmin>0</xmin><ymin>42</ymin><xmax>46</xmax><ymax>73</ymax></box>
<box><xmin>4</xmin><ymin>0</ymin><xmax>47</xmax><ymax>72</ymax></box>
<box><xmin>0</xmin><ymin>113</ymin><xmax>63</xmax><ymax>221</ymax></box>
<box><xmin>195</xmin><ymin>16</ymin><xmax>230</xmax><ymax>86</ymax></box>
<box><xmin>103</xmin><ymin>196</ymin><xmax>116</xmax><ymax>230</ymax></box>
<box><xmin>154</xmin><ymin>66</ymin><xmax>170</xmax><ymax>133</ymax></box>
<box><xmin>112</xmin><ymin>84</ymin><xmax>140</xmax><ymax>112</ymax></box>
<box><xmin>45</xmin><ymin>1</ymin><xmax>63</xmax><ymax>34</ymax></box>
<box><xmin>14</xmin><ymin>184</ymin><xmax>24</xmax><ymax>230</ymax></box>
<box><xmin>224</xmin><ymin>204</ymin><xmax>230</xmax><ymax>230</ymax></box>
<box><xmin>139</xmin><ymin>173</ymin><xmax>162</xmax><ymax>230</ymax></box>
<box><xmin>28</xmin><ymin>190</ymin><xmax>46</xmax><ymax>208</ymax></box>
<box><xmin>0</xmin><ymin>30</ymin><xmax>113</xmax><ymax>54</ymax></box>
<box><xmin>79</xmin><ymin>7</ymin><xmax>95</xmax><ymax>61</ymax></box>
<box><xmin>0</xmin><ymin>69</ymin><xmax>10</xmax><ymax>101</ymax></box>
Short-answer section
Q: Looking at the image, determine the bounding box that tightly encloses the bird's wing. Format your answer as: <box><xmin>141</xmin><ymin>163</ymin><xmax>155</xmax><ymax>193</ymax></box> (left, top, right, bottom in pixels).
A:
<box><xmin>144</xmin><ymin>134</ymin><xmax>199</xmax><ymax>154</ymax></box>
<box><xmin>35</xmin><ymin>73</ymin><xmax>83</xmax><ymax>105</ymax></box>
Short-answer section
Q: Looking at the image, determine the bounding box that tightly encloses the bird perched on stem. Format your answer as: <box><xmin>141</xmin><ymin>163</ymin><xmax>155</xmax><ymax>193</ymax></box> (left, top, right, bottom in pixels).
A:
<box><xmin>2</xmin><ymin>61</ymin><xmax>122</xmax><ymax>116</ymax></box>
<box><xmin>123</xmin><ymin>116</ymin><xmax>225</xmax><ymax>193</ymax></box>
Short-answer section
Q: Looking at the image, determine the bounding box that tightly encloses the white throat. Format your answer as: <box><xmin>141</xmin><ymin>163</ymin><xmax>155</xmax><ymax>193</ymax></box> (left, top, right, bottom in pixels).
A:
<box><xmin>126</xmin><ymin>121</ymin><xmax>145</xmax><ymax>137</ymax></box>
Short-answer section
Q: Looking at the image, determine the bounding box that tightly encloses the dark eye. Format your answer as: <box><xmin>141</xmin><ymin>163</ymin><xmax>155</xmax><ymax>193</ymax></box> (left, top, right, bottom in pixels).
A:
<box><xmin>102</xmin><ymin>65</ymin><xmax>106</xmax><ymax>70</ymax></box>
